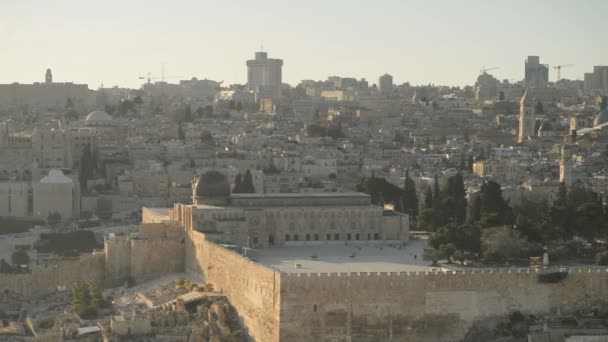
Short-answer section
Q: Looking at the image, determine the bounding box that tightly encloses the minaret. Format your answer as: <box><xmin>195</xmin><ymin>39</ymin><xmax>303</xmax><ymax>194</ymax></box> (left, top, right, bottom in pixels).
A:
<box><xmin>45</xmin><ymin>68</ymin><xmax>53</xmax><ymax>84</ymax></box>
<box><xmin>518</xmin><ymin>89</ymin><xmax>535</xmax><ymax>143</ymax></box>
<box><xmin>559</xmin><ymin>145</ymin><xmax>572</xmax><ymax>186</ymax></box>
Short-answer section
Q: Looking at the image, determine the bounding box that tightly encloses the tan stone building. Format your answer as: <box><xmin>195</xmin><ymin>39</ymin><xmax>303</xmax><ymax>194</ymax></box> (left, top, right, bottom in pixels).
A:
<box><xmin>165</xmin><ymin>171</ymin><xmax>409</xmax><ymax>248</ymax></box>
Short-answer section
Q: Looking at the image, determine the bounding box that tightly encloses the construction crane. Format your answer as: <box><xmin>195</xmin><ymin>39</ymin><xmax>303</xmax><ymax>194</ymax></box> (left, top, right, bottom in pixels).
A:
<box><xmin>480</xmin><ymin>66</ymin><xmax>500</xmax><ymax>74</ymax></box>
<box><xmin>553</xmin><ymin>64</ymin><xmax>574</xmax><ymax>81</ymax></box>
<box><xmin>139</xmin><ymin>73</ymin><xmax>182</xmax><ymax>84</ymax></box>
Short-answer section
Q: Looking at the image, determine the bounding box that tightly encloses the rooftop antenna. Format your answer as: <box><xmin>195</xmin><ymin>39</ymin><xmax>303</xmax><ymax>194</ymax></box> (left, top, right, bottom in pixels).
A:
<box><xmin>260</xmin><ymin>44</ymin><xmax>264</xmax><ymax>52</ymax></box>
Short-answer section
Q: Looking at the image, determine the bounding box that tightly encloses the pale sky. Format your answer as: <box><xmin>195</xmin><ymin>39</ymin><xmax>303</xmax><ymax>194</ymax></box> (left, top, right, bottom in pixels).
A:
<box><xmin>1</xmin><ymin>0</ymin><xmax>606</xmax><ymax>89</ymax></box>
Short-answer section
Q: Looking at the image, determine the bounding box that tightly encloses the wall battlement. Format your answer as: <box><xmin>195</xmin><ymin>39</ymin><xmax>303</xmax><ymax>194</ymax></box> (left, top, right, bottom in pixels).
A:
<box><xmin>283</xmin><ymin>266</ymin><xmax>608</xmax><ymax>279</ymax></box>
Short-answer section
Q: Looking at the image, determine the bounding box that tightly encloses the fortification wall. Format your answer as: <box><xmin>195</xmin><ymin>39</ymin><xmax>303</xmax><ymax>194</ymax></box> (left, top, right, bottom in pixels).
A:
<box><xmin>104</xmin><ymin>235</ymin><xmax>132</xmax><ymax>287</ymax></box>
<box><xmin>279</xmin><ymin>268</ymin><xmax>608</xmax><ymax>342</ymax></box>
<box><xmin>186</xmin><ymin>231</ymin><xmax>282</xmax><ymax>342</ymax></box>
<box><xmin>0</xmin><ymin>252</ymin><xmax>105</xmax><ymax>299</ymax></box>
<box><xmin>130</xmin><ymin>237</ymin><xmax>184</xmax><ymax>283</ymax></box>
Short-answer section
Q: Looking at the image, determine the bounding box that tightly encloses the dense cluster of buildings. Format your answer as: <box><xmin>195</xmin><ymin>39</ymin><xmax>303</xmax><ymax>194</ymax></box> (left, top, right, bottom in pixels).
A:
<box><xmin>1</xmin><ymin>52</ymin><xmax>608</xmax><ymax>341</ymax></box>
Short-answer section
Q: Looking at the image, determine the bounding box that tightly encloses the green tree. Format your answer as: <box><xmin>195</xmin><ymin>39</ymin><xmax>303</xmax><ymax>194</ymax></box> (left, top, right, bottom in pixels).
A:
<box><xmin>183</xmin><ymin>105</ymin><xmax>193</xmax><ymax>122</ymax></box>
<box><xmin>417</xmin><ymin>186</ymin><xmax>435</xmax><ymax>230</ymax></box>
<box><xmin>47</xmin><ymin>211</ymin><xmax>61</xmax><ymax>227</ymax></box>
<box><xmin>401</xmin><ymin>169</ymin><xmax>418</xmax><ymax>219</ymax></box>
<box><xmin>356</xmin><ymin>175</ymin><xmax>403</xmax><ymax>208</ymax></box>
<box><xmin>233</xmin><ymin>173</ymin><xmax>243</xmax><ymax>193</ymax></box>
<box><xmin>236</xmin><ymin>101</ymin><xmax>243</xmax><ymax>111</ymax></box>
<box><xmin>432</xmin><ymin>175</ymin><xmax>441</xmax><ymax>210</ymax></box>
<box><xmin>440</xmin><ymin>173</ymin><xmax>467</xmax><ymax>225</ymax></box>
<box><xmin>535</xmin><ymin>101</ymin><xmax>544</xmax><ymax>115</ymax></box>
<box><xmin>597</xmin><ymin>251</ymin><xmax>608</xmax><ymax>266</ymax></box>
<box><xmin>177</xmin><ymin>123</ymin><xmax>185</xmax><ymax>141</ymax></box>
<box><xmin>96</xmin><ymin>197</ymin><xmax>113</xmax><ymax>220</ymax></box>
<box><xmin>478</xmin><ymin>181</ymin><xmax>509</xmax><ymax>226</ymax></box>
<box><xmin>200</xmin><ymin>130</ymin><xmax>214</xmax><ymax>143</ymax></box>
<box><xmin>0</xmin><ymin>259</ymin><xmax>14</xmax><ymax>273</ymax></box>
<box><xmin>79</xmin><ymin>143</ymin><xmax>95</xmax><ymax>192</ymax></box>
<box><xmin>11</xmin><ymin>250</ymin><xmax>29</xmax><ymax>266</ymax></box>
<box><xmin>241</xmin><ymin>169</ymin><xmax>256</xmax><ymax>193</ymax></box>
<box><xmin>429</xmin><ymin>224</ymin><xmax>481</xmax><ymax>255</ymax></box>
<box><xmin>133</xmin><ymin>95</ymin><xmax>143</xmax><ymax>105</ymax></box>
<box><xmin>481</xmin><ymin>226</ymin><xmax>536</xmax><ymax>263</ymax></box>
<box><xmin>469</xmin><ymin>193</ymin><xmax>482</xmax><ymax>223</ymax></box>
<box><xmin>305</xmin><ymin>124</ymin><xmax>327</xmax><ymax>138</ymax></box>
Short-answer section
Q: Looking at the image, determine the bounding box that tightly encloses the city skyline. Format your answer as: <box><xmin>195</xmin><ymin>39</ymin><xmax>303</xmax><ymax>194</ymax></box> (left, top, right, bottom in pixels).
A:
<box><xmin>1</xmin><ymin>0</ymin><xmax>607</xmax><ymax>89</ymax></box>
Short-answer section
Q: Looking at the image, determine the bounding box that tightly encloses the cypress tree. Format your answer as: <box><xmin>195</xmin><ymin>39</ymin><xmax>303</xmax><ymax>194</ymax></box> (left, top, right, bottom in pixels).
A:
<box><xmin>233</xmin><ymin>173</ymin><xmax>243</xmax><ymax>193</ymax></box>
<box><xmin>401</xmin><ymin>169</ymin><xmax>418</xmax><ymax>217</ymax></box>
<box><xmin>242</xmin><ymin>169</ymin><xmax>256</xmax><ymax>193</ymax></box>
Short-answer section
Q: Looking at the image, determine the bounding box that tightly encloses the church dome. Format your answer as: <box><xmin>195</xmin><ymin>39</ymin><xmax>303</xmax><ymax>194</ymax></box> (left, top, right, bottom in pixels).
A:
<box><xmin>85</xmin><ymin>110</ymin><xmax>113</xmax><ymax>126</ymax></box>
<box><xmin>593</xmin><ymin>108</ymin><xmax>608</xmax><ymax>127</ymax></box>
<box><xmin>193</xmin><ymin>171</ymin><xmax>231</xmax><ymax>202</ymax></box>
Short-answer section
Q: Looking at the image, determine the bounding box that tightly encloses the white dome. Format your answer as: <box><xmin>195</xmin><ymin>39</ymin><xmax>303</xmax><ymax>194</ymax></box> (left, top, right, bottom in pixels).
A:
<box><xmin>40</xmin><ymin>169</ymin><xmax>72</xmax><ymax>184</ymax></box>
<box><xmin>85</xmin><ymin>110</ymin><xmax>113</xmax><ymax>125</ymax></box>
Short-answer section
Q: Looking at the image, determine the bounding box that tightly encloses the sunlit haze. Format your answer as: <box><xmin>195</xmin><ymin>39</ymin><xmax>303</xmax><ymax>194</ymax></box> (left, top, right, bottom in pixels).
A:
<box><xmin>1</xmin><ymin>0</ymin><xmax>607</xmax><ymax>88</ymax></box>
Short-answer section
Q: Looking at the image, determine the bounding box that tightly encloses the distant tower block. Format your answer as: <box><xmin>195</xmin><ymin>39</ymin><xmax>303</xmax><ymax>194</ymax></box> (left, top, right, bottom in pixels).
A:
<box><xmin>45</xmin><ymin>68</ymin><xmax>53</xmax><ymax>84</ymax></box>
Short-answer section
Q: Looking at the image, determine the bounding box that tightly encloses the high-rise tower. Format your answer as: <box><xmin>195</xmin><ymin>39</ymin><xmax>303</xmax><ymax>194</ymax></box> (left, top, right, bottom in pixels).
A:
<box><xmin>524</xmin><ymin>56</ymin><xmax>548</xmax><ymax>88</ymax></box>
<box><xmin>246</xmin><ymin>51</ymin><xmax>283</xmax><ymax>99</ymax></box>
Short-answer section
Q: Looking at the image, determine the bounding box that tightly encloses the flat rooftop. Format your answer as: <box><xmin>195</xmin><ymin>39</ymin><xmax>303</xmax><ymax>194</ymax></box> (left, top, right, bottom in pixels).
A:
<box><xmin>230</xmin><ymin>192</ymin><xmax>369</xmax><ymax>199</ymax></box>
<box><xmin>249</xmin><ymin>238</ymin><xmax>445</xmax><ymax>273</ymax></box>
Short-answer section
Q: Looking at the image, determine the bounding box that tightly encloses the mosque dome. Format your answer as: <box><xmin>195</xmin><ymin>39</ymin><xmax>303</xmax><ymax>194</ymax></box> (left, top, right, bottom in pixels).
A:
<box><xmin>593</xmin><ymin>107</ymin><xmax>608</xmax><ymax>127</ymax></box>
<box><xmin>193</xmin><ymin>171</ymin><xmax>231</xmax><ymax>204</ymax></box>
<box><xmin>85</xmin><ymin>110</ymin><xmax>113</xmax><ymax>126</ymax></box>
<box><xmin>40</xmin><ymin>169</ymin><xmax>72</xmax><ymax>184</ymax></box>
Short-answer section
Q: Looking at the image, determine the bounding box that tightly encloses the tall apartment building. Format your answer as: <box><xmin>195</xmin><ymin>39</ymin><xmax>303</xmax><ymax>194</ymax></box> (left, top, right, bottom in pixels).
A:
<box><xmin>246</xmin><ymin>51</ymin><xmax>283</xmax><ymax>99</ymax></box>
<box><xmin>584</xmin><ymin>66</ymin><xmax>608</xmax><ymax>93</ymax></box>
<box><xmin>524</xmin><ymin>56</ymin><xmax>549</xmax><ymax>88</ymax></box>
<box><xmin>378</xmin><ymin>74</ymin><xmax>394</xmax><ymax>95</ymax></box>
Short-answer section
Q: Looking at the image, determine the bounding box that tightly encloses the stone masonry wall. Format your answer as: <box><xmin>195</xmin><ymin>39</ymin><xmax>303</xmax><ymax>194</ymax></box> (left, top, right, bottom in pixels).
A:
<box><xmin>130</xmin><ymin>237</ymin><xmax>184</xmax><ymax>283</ymax></box>
<box><xmin>279</xmin><ymin>268</ymin><xmax>608</xmax><ymax>342</ymax></box>
<box><xmin>0</xmin><ymin>252</ymin><xmax>105</xmax><ymax>299</ymax></box>
<box><xmin>186</xmin><ymin>230</ymin><xmax>282</xmax><ymax>342</ymax></box>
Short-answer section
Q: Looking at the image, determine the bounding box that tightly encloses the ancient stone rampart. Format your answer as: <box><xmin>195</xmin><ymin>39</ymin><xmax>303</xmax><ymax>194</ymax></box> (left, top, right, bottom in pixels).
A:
<box><xmin>279</xmin><ymin>267</ymin><xmax>608</xmax><ymax>341</ymax></box>
<box><xmin>0</xmin><ymin>252</ymin><xmax>105</xmax><ymax>299</ymax></box>
<box><xmin>130</xmin><ymin>236</ymin><xmax>185</xmax><ymax>283</ymax></box>
<box><xmin>186</xmin><ymin>230</ymin><xmax>282</xmax><ymax>342</ymax></box>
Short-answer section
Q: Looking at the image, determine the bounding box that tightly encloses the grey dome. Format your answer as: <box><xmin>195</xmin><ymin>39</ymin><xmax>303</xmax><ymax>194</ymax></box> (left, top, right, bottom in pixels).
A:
<box><xmin>194</xmin><ymin>171</ymin><xmax>230</xmax><ymax>199</ymax></box>
<box><xmin>593</xmin><ymin>108</ymin><xmax>608</xmax><ymax>127</ymax></box>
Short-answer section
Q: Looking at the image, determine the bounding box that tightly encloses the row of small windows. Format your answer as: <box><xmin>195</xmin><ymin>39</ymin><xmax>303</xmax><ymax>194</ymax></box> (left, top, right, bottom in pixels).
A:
<box><xmin>285</xmin><ymin>232</ymin><xmax>379</xmax><ymax>241</ymax></box>
<box><xmin>268</xmin><ymin>211</ymin><xmax>372</xmax><ymax>218</ymax></box>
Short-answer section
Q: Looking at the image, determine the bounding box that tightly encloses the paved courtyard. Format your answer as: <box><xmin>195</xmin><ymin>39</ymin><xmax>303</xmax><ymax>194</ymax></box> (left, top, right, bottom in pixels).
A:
<box><xmin>248</xmin><ymin>237</ymin><xmax>447</xmax><ymax>273</ymax></box>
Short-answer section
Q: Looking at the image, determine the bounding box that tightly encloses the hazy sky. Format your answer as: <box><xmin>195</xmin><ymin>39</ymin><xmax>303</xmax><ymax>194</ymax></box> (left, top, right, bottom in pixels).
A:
<box><xmin>1</xmin><ymin>0</ymin><xmax>606</xmax><ymax>89</ymax></box>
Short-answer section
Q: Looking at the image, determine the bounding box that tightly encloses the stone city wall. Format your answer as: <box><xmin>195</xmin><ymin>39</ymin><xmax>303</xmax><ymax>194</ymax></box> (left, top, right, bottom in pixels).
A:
<box><xmin>279</xmin><ymin>268</ymin><xmax>608</xmax><ymax>342</ymax></box>
<box><xmin>0</xmin><ymin>252</ymin><xmax>105</xmax><ymax>299</ymax></box>
<box><xmin>186</xmin><ymin>230</ymin><xmax>282</xmax><ymax>342</ymax></box>
<box><xmin>130</xmin><ymin>237</ymin><xmax>184</xmax><ymax>283</ymax></box>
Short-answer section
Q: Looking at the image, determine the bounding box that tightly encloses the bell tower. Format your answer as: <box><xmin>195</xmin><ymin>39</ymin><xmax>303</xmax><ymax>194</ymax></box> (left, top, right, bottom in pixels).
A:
<box><xmin>518</xmin><ymin>89</ymin><xmax>535</xmax><ymax>143</ymax></box>
<box><xmin>45</xmin><ymin>68</ymin><xmax>53</xmax><ymax>84</ymax></box>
